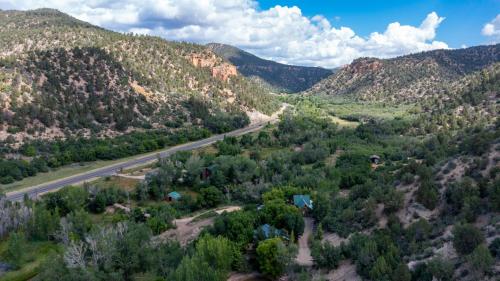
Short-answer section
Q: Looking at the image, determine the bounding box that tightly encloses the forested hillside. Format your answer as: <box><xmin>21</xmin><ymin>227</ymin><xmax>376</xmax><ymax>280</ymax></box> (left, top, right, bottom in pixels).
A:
<box><xmin>0</xmin><ymin>9</ymin><xmax>279</xmax><ymax>144</ymax></box>
<box><xmin>308</xmin><ymin>44</ymin><xmax>500</xmax><ymax>103</ymax></box>
<box><xmin>207</xmin><ymin>43</ymin><xmax>333</xmax><ymax>93</ymax></box>
<box><xmin>0</xmin><ymin>100</ymin><xmax>498</xmax><ymax>281</ymax></box>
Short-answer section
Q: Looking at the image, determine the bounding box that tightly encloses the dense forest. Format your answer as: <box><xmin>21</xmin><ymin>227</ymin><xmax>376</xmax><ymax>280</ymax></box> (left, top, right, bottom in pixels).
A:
<box><xmin>0</xmin><ymin>96</ymin><xmax>498</xmax><ymax>280</ymax></box>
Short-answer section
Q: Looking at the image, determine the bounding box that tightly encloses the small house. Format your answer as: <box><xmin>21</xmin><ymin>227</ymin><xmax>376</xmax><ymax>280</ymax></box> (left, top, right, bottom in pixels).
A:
<box><xmin>254</xmin><ymin>224</ymin><xmax>288</xmax><ymax>241</ymax></box>
<box><xmin>167</xmin><ymin>191</ymin><xmax>182</xmax><ymax>202</ymax></box>
<box><xmin>293</xmin><ymin>195</ymin><xmax>313</xmax><ymax>212</ymax></box>
<box><xmin>370</xmin><ymin>155</ymin><xmax>381</xmax><ymax>165</ymax></box>
<box><xmin>200</xmin><ymin>165</ymin><xmax>216</xmax><ymax>180</ymax></box>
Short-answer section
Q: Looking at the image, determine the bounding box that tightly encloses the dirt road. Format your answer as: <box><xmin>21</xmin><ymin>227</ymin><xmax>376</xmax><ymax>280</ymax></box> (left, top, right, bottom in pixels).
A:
<box><xmin>296</xmin><ymin>217</ymin><xmax>313</xmax><ymax>266</ymax></box>
<box><xmin>157</xmin><ymin>206</ymin><xmax>242</xmax><ymax>245</ymax></box>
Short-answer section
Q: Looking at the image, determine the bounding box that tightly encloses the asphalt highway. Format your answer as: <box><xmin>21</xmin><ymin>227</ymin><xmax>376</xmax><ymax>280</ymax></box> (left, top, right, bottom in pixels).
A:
<box><xmin>5</xmin><ymin>121</ymin><xmax>271</xmax><ymax>201</ymax></box>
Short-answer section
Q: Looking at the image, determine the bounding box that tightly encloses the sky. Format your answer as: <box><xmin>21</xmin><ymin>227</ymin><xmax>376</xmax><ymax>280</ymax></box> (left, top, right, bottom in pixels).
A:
<box><xmin>1</xmin><ymin>0</ymin><xmax>499</xmax><ymax>68</ymax></box>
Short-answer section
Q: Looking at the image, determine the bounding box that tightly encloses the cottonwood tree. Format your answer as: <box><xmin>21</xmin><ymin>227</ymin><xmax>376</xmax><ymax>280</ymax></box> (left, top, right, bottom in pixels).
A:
<box><xmin>0</xmin><ymin>198</ymin><xmax>32</xmax><ymax>238</ymax></box>
<box><xmin>64</xmin><ymin>241</ymin><xmax>86</xmax><ymax>269</ymax></box>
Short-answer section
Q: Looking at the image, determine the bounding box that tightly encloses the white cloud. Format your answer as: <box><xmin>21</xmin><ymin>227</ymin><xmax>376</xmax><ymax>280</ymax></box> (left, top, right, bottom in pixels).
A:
<box><xmin>0</xmin><ymin>0</ymin><xmax>449</xmax><ymax>68</ymax></box>
<box><xmin>482</xmin><ymin>14</ymin><xmax>500</xmax><ymax>43</ymax></box>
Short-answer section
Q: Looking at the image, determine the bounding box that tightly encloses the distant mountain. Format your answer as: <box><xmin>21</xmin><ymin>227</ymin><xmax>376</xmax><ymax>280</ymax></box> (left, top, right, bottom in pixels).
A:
<box><xmin>207</xmin><ymin>43</ymin><xmax>333</xmax><ymax>93</ymax></box>
<box><xmin>308</xmin><ymin>44</ymin><xmax>500</xmax><ymax>103</ymax></box>
<box><xmin>0</xmin><ymin>9</ymin><xmax>279</xmax><ymax>144</ymax></box>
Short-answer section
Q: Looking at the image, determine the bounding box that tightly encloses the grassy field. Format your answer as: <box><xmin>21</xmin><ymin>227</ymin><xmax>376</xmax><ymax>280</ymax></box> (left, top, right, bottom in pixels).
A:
<box><xmin>288</xmin><ymin>95</ymin><xmax>417</xmax><ymax>122</ymax></box>
<box><xmin>328</xmin><ymin>116</ymin><xmax>360</xmax><ymax>128</ymax></box>
<box><xmin>91</xmin><ymin>176</ymin><xmax>142</xmax><ymax>192</ymax></box>
<box><xmin>319</xmin><ymin>97</ymin><xmax>417</xmax><ymax>120</ymax></box>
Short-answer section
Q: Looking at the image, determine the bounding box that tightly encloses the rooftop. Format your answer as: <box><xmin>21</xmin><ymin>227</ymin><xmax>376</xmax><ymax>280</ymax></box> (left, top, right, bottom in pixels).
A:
<box><xmin>293</xmin><ymin>194</ymin><xmax>313</xmax><ymax>209</ymax></box>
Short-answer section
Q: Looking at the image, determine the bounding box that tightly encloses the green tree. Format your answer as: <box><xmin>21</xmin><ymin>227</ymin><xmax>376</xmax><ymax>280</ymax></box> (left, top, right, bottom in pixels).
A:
<box><xmin>28</xmin><ymin>205</ymin><xmax>60</xmax><ymax>241</ymax></box>
<box><xmin>199</xmin><ymin>186</ymin><xmax>225</xmax><ymax>208</ymax></box>
<box><xmin>67</xmin><ymin>209</ymin><xmax>92</xmax><ymax>239</ymax></box>
<box><xmin>369</xmin><ymin>256</ymin><xmax>391</xmax><ymax>281</ymax></box>
<box><xmin>311</xmin><ymin>241</ymin><xmax>342</xmax><ymax>270</ymax></box>
<box><xmin>416</xmin><ymin>180</ymin><xmax>439</xmax><ymax>210</ymax></box>
<box><xmin>427</xmin><ymin>256</ymin><xmax>454</xmax><ymax>281</ymax></box>
<box><xmin>185</xmin><ymin>154</ymin><xmax>204</xmax><ymax>186</ymax></box>
<box><xmin>174</xmin><ymin>235</ymin><xmax>240</xmax><ymax>281</ymax></box>
<box><xmin>23</xmin><ymin>145</ymin><xmax>37</xmax><ymax>157</ymax></box>
<box><xmin>211</xmin><ymin>211</ymin><xmax>256</xmax><ymax>246</ymax></box>
<box><xmin>256</xmin><ymin>238</ymin><xmax>292</xmax><ymax>279</ymax></box>
<box><xmin>391</xmin><ymin>263</ymin><xmax>411</xmax><ymax>281</ymax></box>
<box><xmin>489</xmin><ymin>237</ymin><xmax>500</xmax><ymax>259</ymax></box>
<box><xmin>468</xmin><ymin>244</ymin><xmax>494</xmax><ymax>276</ymax></box>
<box><xmin>452</xmin><ymin>224</ymin><xmax>484</xmax><ymax>255</ymax></box>
<box><xmin>5</xmin><ymin>232</ymin><xmax>28</xmax><ymax>268</ymax></box>
<box><xmin>260</xmin><ymin>200</ymin><xmax>304</xmax><ymax>236</ymax></box>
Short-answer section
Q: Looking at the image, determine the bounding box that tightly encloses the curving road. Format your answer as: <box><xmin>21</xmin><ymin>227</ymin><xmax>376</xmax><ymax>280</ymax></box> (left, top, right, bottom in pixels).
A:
<box><xmin>5</xmin><ymin>121</ymin><xmax>273</xmax><ymax>202</ymax></box>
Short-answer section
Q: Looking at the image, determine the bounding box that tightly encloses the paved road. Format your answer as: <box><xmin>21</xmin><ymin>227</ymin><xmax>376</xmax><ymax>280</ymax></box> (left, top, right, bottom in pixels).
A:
<box><xmin>5</xmin><ymin>121</ymin><xmax>272</xmax><ymax>202</ymax></box>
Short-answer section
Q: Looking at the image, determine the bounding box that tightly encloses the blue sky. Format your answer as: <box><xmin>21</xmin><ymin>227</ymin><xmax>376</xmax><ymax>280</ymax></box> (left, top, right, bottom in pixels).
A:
<box><xmin>259</xmin><ymin>0</ymin><xmax>499</xmax><ymax>47</ymax></box>
<box><xmin>1</xmin><ymin>0</ymin><xmax>499</xmax><ymax>68</ymax></box>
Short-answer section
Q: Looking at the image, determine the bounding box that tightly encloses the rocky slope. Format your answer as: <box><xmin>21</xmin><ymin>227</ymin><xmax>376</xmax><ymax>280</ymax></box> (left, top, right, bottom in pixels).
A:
<box><xmin>207</xmin><ymin>43</ymin><xmax>333</xmax><ymax>93</ymax></box>
<box><xmin>0</xmin><ymin>9</ymin><xmax>279</xmax><ymax>144</ymax></box>
<box><xmin>308</xmin><ymin>44</ymin><xmax>500</xmax><ymax>103</ymax></box>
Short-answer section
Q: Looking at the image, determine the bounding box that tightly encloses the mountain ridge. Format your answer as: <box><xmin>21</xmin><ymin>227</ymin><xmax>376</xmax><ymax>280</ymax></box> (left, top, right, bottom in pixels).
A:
<box><xmin>0</xmin><ymin>9</ymin><xmax>279</xmax><ymax>145</ymax></box>
<box><xmin>207</xmin><ymin>43</ymin><xmax>334</xmax><ymax>93</ymax></box>
<box><xmin>307</xmin><ymin>44</ymin><xmax>500</xmax><ymax>103</ymax></box>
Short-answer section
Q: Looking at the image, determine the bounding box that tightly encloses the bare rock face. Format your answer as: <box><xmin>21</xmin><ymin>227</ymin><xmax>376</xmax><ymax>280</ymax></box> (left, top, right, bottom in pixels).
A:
<box><xmin>346</xmin><ymin>58</ymin><xmax>383</xmax><ymax>75</ymax></box>
<box><xmin>207</xmin><ymin>43</ymin><xmax>334</xmax><ymax>93</ymax></box>
<box><xmin>211</xmin><ymin>63</ymin><xmax>238</xmax><ymax>82</ymax></box>
<box><xmin>189</xmin><ymin>53</ymin><xmax>238</xmax><ymax>82</ymax></box>
<box><xmin>190</xmin><ymin>53</ymin><xmax>218</xmax><ymax>68</ymax></box>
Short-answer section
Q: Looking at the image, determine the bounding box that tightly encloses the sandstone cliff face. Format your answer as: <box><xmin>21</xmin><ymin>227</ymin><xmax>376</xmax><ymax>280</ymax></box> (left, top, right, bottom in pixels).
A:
<box><xmin>346</xmin><ymin>58</ymin><xmax>383</xmax><ymax>75</ymax></box>
<box><xmin>212</xmin><ymin>64</ymin><xmax>238</xmax><ymax>82</ymax></box>
<box><xmin>190</xmin><ymin>53</ymin><xmax>218</xmax><ymax>68</ymax></box>
<box><xmin>207</xmin><ymin>43</ymin><xmax>334</xmax><ymax>93</ymax></box>
<box><xmin>189</xmin><ymin>52</ymin><xmax>238</xmax><ymax>82</ymax></box>
<box><xmin>308</xmin><ymin>44</ymin><xmax>500</xmax><ymax>102</ymax></box>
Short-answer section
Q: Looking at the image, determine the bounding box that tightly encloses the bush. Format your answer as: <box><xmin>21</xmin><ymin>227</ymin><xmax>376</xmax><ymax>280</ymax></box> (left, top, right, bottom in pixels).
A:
<box><xmin>488</xmin><ymin>237</ymin><xmax>500</xmax><ymax>259</ymax></box>
<box><xmin>199</xmin><ymin>186</ymin><xmax>225</xmax><ymax>208</ymax></box>
<box><xmin>311</xmin><ymin>240</ymin><xmax>342</xmax><ymax>269</ymax></box>
<box><xmin>416</xmin><ymin>180</ymin><xmax>439</xmax><ymax>210</ymax></box>
<box><xmin>452</xmin><ymin>224</ymin><xmax>484</xmax><ymax>255</ymax></box>
<box><xmin>427</xmin><ymin>256</ymin><xmax>454</xmax><ymax>281</ymax></box>
<box><xmin>468</xmin><ymin>244</ymin><xmax>494</xmax><ymax>275</ymax></box>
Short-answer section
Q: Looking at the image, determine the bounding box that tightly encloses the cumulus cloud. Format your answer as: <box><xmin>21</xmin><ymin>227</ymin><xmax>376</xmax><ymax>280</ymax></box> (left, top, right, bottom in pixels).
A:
<box><xmin>0</xmin><ymin>0</ymin><xmax>449</xmax><ymax>68</ymax></box>
<box><xmin>482</xmin><ymin>14</ymin><xmax>500</xmax><ymax>43</ymax></box>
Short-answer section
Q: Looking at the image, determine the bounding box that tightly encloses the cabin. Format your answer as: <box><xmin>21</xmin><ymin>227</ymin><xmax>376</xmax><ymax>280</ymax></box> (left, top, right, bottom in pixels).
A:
<box><xmin>293</xmin><ymin>195</ymin><xmax>313</xmax><ymax>214</ymax></box>
<box><xmin>200</xmin><ymin>165</ymin><xmax>216</xmax><ymax>180</ymax></box>
<box><xmin>167</xmin><ymin>191</ymin><xmax>182</xmax><ymax>202</ymax></box>
<box><xmin>370</xmin><ymin>155</ymin><xmax>381</xmax><ymax>165</ymax></box>
<box><xmin>254</xmin><ymin>224</ymin><xmax>288</xmax><ymax>241</ymax></box>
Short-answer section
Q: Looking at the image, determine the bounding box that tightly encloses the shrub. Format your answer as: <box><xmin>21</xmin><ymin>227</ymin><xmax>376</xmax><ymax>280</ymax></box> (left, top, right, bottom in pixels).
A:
<box><xmin>452</xmin><ymin>224</ymin><xmax>484</xmax><ymax>256</ymax></box>
<box><xmin>468</xmin><ymin>244</ymin><xmax>494</xmax><ymax>275</ymax></box>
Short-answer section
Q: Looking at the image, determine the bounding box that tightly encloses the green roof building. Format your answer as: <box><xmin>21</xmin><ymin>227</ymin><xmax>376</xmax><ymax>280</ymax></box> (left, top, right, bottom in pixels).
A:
<box><xmin>293</xmin><ymin>195</ymin><xmax>313</xmax><ymax>210</ymax></box>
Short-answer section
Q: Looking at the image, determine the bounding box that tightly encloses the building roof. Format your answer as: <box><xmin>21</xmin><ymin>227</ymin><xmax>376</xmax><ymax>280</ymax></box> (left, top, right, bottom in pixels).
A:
<box><xmin>168</xmin><ymin>191</ymin><xmax>181</xmax><ymax>200</ymax></box>
<box><xmin>293</xmin><ymin>195</ymin><xmax>313</xmax><ymax>209</ymax></box>
<box><xmin>260</xmin><ymin>224</ymin><xmax>273</xmax><ymax>238</ymax></box>
<box><xmin>256</xmin><ymin>224</ymin><xmax>287</xmax><ymax>239</ymax></box>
